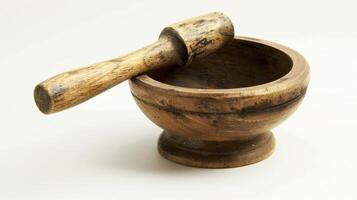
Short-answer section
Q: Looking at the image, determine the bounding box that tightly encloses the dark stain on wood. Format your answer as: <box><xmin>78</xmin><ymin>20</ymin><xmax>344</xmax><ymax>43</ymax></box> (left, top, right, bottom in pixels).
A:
<box><xmin>131</xmin><ymin>88</ymin><xmax>306</xmax><ymax>117</ymax></box>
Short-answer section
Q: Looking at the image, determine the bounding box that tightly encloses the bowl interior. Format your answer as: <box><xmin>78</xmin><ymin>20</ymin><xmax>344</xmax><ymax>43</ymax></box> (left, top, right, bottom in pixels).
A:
<box><xmin>148</xmin><ymin>38</ymin><xmax>293</xmax><ymax>89</ymax></box>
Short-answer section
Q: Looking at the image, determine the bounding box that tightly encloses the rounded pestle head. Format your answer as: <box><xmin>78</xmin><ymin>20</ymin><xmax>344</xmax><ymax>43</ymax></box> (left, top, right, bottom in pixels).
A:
<box><xmin>160</xmin><ymin>12</ymin><xmax>235</xmax><ymax>65</ymax></box>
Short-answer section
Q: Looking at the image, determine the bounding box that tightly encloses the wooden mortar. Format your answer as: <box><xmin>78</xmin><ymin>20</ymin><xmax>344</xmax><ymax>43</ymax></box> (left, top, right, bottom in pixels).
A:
<box><xmin>129</xmin><ymin>36</ymin><xmax>310</xmax><ymax>168</ymax></box>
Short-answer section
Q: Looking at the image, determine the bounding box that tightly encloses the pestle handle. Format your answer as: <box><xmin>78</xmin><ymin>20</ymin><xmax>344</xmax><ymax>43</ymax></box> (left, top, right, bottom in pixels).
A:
<box><xmin>34</xmin><ymin>12</ymin><xmax>234</xmax><ymax>114</ymax></box>
<box><xmin>34</xmin><ymin>36</ymin><xmax>183</xmax><ymax>114</ymax></box>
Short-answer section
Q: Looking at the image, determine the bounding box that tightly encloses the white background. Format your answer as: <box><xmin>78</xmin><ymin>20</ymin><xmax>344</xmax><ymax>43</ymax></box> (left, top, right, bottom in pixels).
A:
<box><xmin>1</xmin><ymin>0</ymin><xmax>357</xmax><ymax>199</ymax></box>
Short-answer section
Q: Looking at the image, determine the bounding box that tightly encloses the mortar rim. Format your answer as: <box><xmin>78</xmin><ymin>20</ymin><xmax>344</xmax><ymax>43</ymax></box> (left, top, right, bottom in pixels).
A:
<box><xmin>131</xmin><ymin>36</ymin><xmax>310</xmax><ymax>97</ymax></box>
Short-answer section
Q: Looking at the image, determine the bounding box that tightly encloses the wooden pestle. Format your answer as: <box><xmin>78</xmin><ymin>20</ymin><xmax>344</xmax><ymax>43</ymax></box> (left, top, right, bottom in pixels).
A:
<box><xmin>34</xmin><ymin>12</ymin><xmax>234</xmax><ymax>114</ymax></box>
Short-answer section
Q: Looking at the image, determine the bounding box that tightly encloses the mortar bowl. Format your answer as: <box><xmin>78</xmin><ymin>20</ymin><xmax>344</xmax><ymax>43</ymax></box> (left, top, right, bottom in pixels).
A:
<box><xmin>129</xmin><ymin>36</ymin><xmax>310</xmax><ymax>168</ymax></box>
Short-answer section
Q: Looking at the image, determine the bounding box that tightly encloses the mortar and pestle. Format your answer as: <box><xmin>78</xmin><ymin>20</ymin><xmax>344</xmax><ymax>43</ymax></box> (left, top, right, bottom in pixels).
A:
<box><xmin>34</xmin><ymin>12</ymin><xmax>310</xmax><ymax>168</ymax></box>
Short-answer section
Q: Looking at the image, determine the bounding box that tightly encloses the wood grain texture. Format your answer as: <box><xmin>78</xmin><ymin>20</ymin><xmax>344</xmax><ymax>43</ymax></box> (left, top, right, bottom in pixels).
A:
<box><xmin>34</xmin><ymin>12</ymin><xmax>234</xmax><ymax>114</ymax></box>
<box><xmin>161</xmin><ymin>12</ymin><xmax>234</xmax><ymax>64</ymax></box>
<box><xmin>34</xmin><ymin>38</ymin><xmax>180</xmax><ymax>114</ymax></box>
<box><xmin>129</xmin><ymin>36</ymin><xmax>310</xmax><ymax>168</ymax></box>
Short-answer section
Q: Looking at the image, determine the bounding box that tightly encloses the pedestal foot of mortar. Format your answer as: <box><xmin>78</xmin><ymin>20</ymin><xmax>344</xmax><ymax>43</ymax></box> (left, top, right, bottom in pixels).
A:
<box><xmin>158</xmin><ymin>131</ymin><xmax>275</xmax><ymax>168</ymax></box>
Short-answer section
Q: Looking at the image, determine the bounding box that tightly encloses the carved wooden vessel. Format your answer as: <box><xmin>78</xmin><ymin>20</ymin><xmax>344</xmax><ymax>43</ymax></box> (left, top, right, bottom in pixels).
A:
<box><xmin>129</xmin><ymin>36</ymin><xmax>310</xmax><ymax>168</ymax></box>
